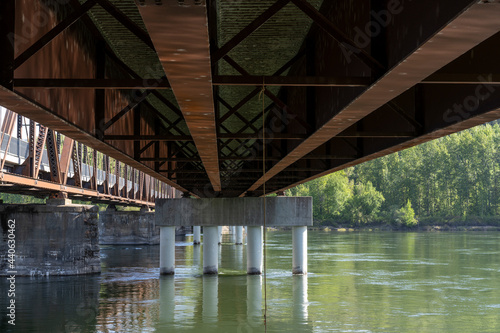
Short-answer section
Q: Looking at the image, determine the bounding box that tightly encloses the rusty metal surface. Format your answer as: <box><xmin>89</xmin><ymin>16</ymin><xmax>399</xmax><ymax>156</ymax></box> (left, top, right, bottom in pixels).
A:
<box><xmin>136</xmin><ymin>0</ymin><xmax>221</xmax><ymax>192</ymax></box>
<box><xmin>2</xmin><ymin>0</ymin><xmax>500</xmax><ymax>199</ymax></box>
<box><xmin>0</xmin><ymin>171</ymin><xmax>155</xmax><ymax>207</ymax></box>
<box><xmin>0</xmin><ymin>86</ymin><xmax>190</xmax><ymax>194</ymax></box>
<box><xmin>245</xmin><ymin>1</ymin><xmax>500</xmax><ymax>194</ymax></box>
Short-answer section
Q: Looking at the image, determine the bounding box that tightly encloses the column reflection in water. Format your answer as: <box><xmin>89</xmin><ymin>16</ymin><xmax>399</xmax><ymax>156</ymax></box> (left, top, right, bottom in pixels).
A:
<box><xmin>247</xmin><ymin>275</ymin><xmax>263</xmax><ymax>321</ymax></box>
<box><xmin>234</xmin><ymin>242</ymin><xmax>244</xmax><ymax>271</ymax></box>
<box><xmin>202</xmin><ymin>275</ymin><xmax>219</xmax><ymax>324</ymax></box>
<box><xmin>159</xmin><ymin>276</ymin><xmax>176</xmax><ymax>325</ymax></box>
<box><xmin>293</xmin><ymin>274</ymin><xmax>309</xmax><ymax>322</ymax></box>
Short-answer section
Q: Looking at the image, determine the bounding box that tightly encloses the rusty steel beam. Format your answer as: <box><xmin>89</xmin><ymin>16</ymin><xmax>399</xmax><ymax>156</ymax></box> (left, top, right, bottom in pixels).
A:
<box><xmin>290</xmin><ymin>0</ymin><xmax>384</xmax><ymax>74</ymax></box>
<box><xmin>104</xmin><ymin>89</ymin><xmax>153</xmax><ymax>131</ymax></box>
<box><xmin>0</xmin><ymin>0</ymin><xmax>14</xmax><ymax>89</ymax></box>
<box><xmin>13</xmin><ymin>78</ymin><xmax>171</xmax><ymax>89</ymax></box>
<box><xmin>0</xmin><ymin>171</ymin><xmax>154</xmax><ymax>207</ymax></box>
<box><xmin>95</xmin><ymin>0</ymin><xmax>155</xmax><ymax>50</ymax></box>
<box><xmin>0</xmin><ymin>110</ymin><xmax>16</xmax><ymax>171</ymax></box>
<box><xmin>71</xmin><ymin>142</ymin><xmax>82</xmax><ymax>187</ymax></box>
<box><xmin>244</xmin><ymin>1</ymin><xmax>500</xmax><ymax>195</ymax></box>
<box><xmin>14</xmin><ymin>0</ymin><xmax>98</xmax><ymax>70</ymax></box>
<box><xmin>33</xmin><ymin>125</ymin><xmax>48</xmax><ymax>179</ymax></box>
<box><xmin>60</xmin><ymin>137</ymin><xmax>74</xmax><ymax>185</ymax></box>
<box><xmin>137</xmin><ymin>0</ymin><xmax>221</xmax><ymax>191</ymax></box>
<box><xmin>46</xmin><ymin>129</ymin><xmax>62</xmax><ymax>183</ymax></box>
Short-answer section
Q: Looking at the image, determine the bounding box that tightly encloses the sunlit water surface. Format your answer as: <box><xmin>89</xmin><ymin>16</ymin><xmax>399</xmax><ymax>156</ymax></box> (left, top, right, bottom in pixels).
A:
<box><xmin>2</xmin><ymin>231</ymin><xmax>500</xmax><ymax>332</ymax></box>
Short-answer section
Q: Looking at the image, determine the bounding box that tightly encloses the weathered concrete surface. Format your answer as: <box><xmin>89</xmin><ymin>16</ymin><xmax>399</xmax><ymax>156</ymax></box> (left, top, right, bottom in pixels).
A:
<box><xmin>99</xmin><ymin>210</ymin><xmax>159</xmax><ymax>245</ymax></box>
<box><xmin>0</xmin><ymin>204</ymin><xmax>100</xmax><ymax>276</ymax></box>
<box><xmin>155</xmin><ymin>197</ymin><xmax>313</xmax><ymax>227</ymax></box>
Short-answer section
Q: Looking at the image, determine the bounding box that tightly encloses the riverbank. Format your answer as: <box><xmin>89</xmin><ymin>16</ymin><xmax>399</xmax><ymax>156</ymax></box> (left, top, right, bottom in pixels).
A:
<box><xmin>307</xmin><ymin>225</ymin><xmax>500</xmax><ymax>232</ymax></box>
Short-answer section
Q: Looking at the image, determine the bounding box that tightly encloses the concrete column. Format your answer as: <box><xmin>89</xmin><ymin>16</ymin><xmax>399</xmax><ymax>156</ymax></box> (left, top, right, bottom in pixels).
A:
<box><xmin>247</xmin><ymin>226</ymin><xmax>263</xmax><ymax>275</ymax></box>
<box><xmin>160</xmin><ymin>226</ymin><xmax>176</xmax><ymax>275</ymax></box>
<box><xmin>193</xmin><ymin>226</ymin><xmax>201</xmax><ymax>245</ymax></box>
<box><xmin>193</xmin><ymin>242</ymin><xmax>201</xmax><ymax>268</ymax></box>
<box><xmin>203</xmin><ymin>226</ymin><xmax>219</xmax><ymax>274</ymax></box>
<box><xmin>292</xmin><ymin>226</ymin><xmax>307</xmax><ymax>275</ymax></box>
<box><xmin>235</xmin><ymin>225</ymin><xmax>243</xmax><ymax>245</ymax></box>
<box><xmin>218</xmin><ymin>226</ymin><xmax>223</xmax><ymax>244</ymax></box>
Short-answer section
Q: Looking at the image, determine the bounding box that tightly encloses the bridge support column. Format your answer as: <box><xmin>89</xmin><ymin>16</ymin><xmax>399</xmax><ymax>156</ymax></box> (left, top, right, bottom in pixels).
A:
<box><xmin>160</xmin><ymin>226</ymin><xmax>175</xmax><ymax>275</ymax></box>
<box><xmin>203</xmin><ymin>226</ymin><xmax>218</xmax><ymax>274</ymax></box>
<box><xmin>217</xmin><ymin>226</ymin><xmax>223</xmax><ymax>244</ymax></box>
<box><xmin>292</xmin><ymin>226</ymin><xmax>307</xmax><ymax>275</ymax></box>
<box><xmin>235</xmin><ymin>226</ymin><xmax>243</xmax><ymax>245</ymax></box>
<box><xmin>193</xmin><ymin>226</ymin><xmax>201</xmax><ymax>245</ymax></box>
<box><xmin>247</xmin><ymin>226</ymin><xmax>263</xmax><ymax>275</ymax></box>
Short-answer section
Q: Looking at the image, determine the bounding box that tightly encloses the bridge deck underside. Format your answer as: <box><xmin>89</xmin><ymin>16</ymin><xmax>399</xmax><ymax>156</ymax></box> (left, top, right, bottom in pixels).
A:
<box><xmin>1</xmin><ymin>0</ymin><xmax>500</xmax><ymax>198</ymax></box>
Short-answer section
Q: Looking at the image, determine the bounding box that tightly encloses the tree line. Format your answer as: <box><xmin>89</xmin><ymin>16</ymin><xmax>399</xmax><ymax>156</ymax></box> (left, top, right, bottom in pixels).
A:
<box><xmin>287</xmin><ymin>123</ymin><xmax>500</xmax><ymax>228</ymax></box>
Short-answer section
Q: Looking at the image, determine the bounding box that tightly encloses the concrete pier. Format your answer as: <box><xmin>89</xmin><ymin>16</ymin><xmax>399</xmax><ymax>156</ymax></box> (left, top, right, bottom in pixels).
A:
<box><xmin>0</xmin><ymin>203</ymin><xmax>100</xmax><ymax>276</ymax></box>
<box><xmin>292</xmin><ymin>226</ymin><xmax>307</xmax><ymax>275</ymax></box>
<box><xmin>218</xmin><ymin>226</ymin><xmax>223</xmax><ymax>244</ymax></box>
<box><xmin>234</xmin><ymin>225</ymin><xmax>243</xmax><ymax>245</ymax></box>
<box><xmin>155</xmin><ymin>197</ymin><xmax>312</xmax><ymax>275</ymax></box>
<box><xmin>247</xmin><ymin>226</ymin><xmax>263</xmax><ymax>275</ymax></box>
<box><xmin>99</xmin><ymin>209</ymin><xmax>158</xmax><ymax>245</ymax></box>
<box><xmin>203</xmin><ymin>226</ymin><xmax>219</xmax><ymax>274</ymax></box>
<box><xmin>193</xmin><ymin>226</ymin><xmax>201</xmax><ymax>245</ymax></box>
<box><xmin>160</xmin><ymin>226</ymin><xmax>176</xmax><ymax>275</ymax></box>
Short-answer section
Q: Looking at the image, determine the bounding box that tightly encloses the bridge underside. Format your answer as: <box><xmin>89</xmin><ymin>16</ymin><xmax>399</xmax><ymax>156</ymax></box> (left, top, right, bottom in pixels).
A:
<box><xmin>1</xmin><ymin>0</ymin><xmax>500</xmax><ymax>198</ymax></box>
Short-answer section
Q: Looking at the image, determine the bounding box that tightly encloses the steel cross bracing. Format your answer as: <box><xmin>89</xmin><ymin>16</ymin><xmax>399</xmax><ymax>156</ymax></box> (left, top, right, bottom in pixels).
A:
<box><xmin>1</xmin><ymin>0</ymin><xmax>500</xmax><ymax>198</ymax></box>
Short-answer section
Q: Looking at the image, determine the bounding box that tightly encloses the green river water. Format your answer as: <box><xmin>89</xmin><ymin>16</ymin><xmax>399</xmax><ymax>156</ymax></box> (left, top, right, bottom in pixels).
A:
<box><xmin>2</xmin><ymin>231</ymin><xmax>500</xmax><ymax>332</ymax></box>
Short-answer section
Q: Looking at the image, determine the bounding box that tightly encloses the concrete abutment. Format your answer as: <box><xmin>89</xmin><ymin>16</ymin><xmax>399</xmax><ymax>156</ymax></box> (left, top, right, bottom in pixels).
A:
<box><xmin>0</xmin><ymin>202</ymin><xmax>100</xmax><ymax>276</ymax></box>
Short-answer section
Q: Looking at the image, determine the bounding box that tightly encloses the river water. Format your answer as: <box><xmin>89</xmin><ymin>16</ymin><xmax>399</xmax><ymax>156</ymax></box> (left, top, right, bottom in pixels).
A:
<box><xmin>2</xmin><ymin>231</ymin><xmax>500</xmax><ymax>332</ymax></box>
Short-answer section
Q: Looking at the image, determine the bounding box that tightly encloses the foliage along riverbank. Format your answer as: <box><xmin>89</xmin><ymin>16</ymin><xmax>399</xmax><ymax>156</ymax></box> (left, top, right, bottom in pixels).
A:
<box><xmin>287</xmin><ymin>122</ymin><xmax>500</xmax><ymax>230</ymax></box>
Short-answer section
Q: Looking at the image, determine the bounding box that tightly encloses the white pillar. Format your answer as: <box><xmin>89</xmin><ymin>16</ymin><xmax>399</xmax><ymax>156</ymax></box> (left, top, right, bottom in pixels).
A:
<box><xmin>292</xmin><ymin>226</ymin><xmax>307</xmax><ymax>275</ymax></box>
<box><xmin>203</xmin><ymin>226</ymin><xmax>219</xmax><ymax>274</ymax></box>
<box><xmin>160</xmin><ymin>226</ymin><xmax>176</xmax><ymax>275</ymax></box>
<box><xmin>235</xmin><ymin>226</ymin><xmax>243</xmax><ymax>245</ymax></box>
<box><xmin>193</xmin><ymin>226</ymin><xmax>201</xmax><ymax>245</ymax></box>
<box><xmin>218</xmin><ymin>226</ymin><xmax>223</xmax><ymax>244</ymax></box>
<box><xmin>247</xmin><ymin>226</ymin><xmax>263</xmax><ymax>275</ymax></box>
<box><xmin>193</xmin><ymin>242</ymin><xmax>201</xmax><ymax>268</ymax></box>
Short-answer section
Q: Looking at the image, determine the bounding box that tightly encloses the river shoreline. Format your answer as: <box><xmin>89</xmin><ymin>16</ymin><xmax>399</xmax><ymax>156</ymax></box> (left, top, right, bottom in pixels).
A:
<box><xmin>269</xmin><ymin>225</ymin><xmax>500</xmax><ymax>232</ymax></box>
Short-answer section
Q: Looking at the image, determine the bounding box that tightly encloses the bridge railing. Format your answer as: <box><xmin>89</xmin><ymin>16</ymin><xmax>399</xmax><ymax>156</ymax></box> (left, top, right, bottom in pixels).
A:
<box><xmin>0</xmin><ymin>107</ymin><xmax>182</xmax><ymax>206</ymax></box>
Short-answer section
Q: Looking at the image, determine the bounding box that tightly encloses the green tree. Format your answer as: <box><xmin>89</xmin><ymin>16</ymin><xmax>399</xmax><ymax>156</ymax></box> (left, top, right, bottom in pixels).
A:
<box><xmin>395</xmin><ymin>199</ymin><xmax>418</xmax><ymax>228</ymax></box>
<box><xmin>341</xmin><ymin>181</ymin><xmax>385</xmax><ymax>225</ymax></box>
